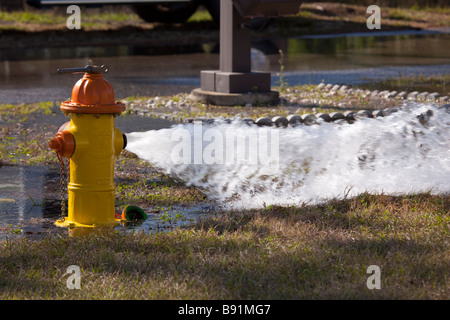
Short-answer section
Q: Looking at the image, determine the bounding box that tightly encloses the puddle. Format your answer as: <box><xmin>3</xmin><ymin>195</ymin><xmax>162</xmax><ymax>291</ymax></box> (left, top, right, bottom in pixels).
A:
<box><xmin>0</xmin><ymin>165</ymin><xmax>64</xmax><ymax>239</ymax></box>
<box><xmin>0</xmin><ymin>164</ymin><xmax>217</xmax><ymax>239</ymax></box>
<box><xmin>117</xmin><ymin>203</ymin><xmax>216</xmax><ymax>234</ymax></box>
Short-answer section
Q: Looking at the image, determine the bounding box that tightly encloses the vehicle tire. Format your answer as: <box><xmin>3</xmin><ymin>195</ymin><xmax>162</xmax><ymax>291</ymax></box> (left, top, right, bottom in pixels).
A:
<box><xmin>133</xmin><ymin>2</ymin><xmax>200</xmax><ymax>23</ymax></box>
<box><xmin>202</xmin><ymin>0</ymin><xmax>220</xmax><ymax>23</ymax></box>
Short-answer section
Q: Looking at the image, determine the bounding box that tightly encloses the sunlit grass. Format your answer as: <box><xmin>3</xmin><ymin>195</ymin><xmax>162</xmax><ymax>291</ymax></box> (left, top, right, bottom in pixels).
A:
<box><xmin>0</xmin><ymin>10</ymin><xmax>65</xmax><ymax>24</ymax></box>
<box><xmin>186</xmin><ymin>9</ymin><xmax>213</xmax><ymax>23</ymax></box>
<box><xmin>0</xmin><ymin>9</ymin><xmax>142</xmax><ymax>30</ymax></box>
<box><xmin>0</xmin><ymin>94</ymin><xmax>449</xmax><ymax>299</ymax></box>
<box><xmin>0</xmin><ymin>192</ymin><xmax>448</xmax><ymax>299</ymax></box>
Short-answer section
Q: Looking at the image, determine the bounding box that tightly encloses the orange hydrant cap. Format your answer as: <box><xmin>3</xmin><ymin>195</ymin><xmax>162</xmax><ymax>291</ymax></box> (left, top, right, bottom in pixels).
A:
<box><xmin>48</xmin><ymin>130</ymin><xmax>75</xmax><ymax>158</ymax></box>
<box><xmin>61</xmin><ymin>73</ymin><xmax>125</xmax><ymax>114</ymax></box>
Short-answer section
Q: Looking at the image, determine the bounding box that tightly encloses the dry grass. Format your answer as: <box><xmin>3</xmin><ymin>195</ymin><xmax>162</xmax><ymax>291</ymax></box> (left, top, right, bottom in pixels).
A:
<box><xmin>0</xmin><ymin>192</ymin><xmax>448</xmax><ymax>299</ymax></box>
<box><xmin>0</xmin><ymin>92</ymin><xmax>448</xmax><ymax>300</ymax></box>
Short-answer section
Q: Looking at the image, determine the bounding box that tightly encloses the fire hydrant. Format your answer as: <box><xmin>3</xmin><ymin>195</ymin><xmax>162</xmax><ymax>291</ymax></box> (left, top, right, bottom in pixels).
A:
<box><xmin>49</xmin><ymin>65</ymin><xmax>126</xmax><ymax>228</ymax></box>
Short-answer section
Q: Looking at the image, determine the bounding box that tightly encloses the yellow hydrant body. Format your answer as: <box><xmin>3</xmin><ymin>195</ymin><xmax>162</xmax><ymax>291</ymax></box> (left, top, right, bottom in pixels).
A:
<box><xmin>49</xmin><ymin>67</ymin><xmax>126</xmax><ymax>228</ymax></box>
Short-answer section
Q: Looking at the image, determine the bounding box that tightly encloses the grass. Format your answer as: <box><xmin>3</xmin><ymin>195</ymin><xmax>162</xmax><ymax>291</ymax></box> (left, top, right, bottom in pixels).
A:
<box><xmin>186</xmin><ymin>9</ymin><xmax>213</xmax><ymax>23</ymax></box>
<box><xmin>115</xmin><ymin>151</ymin><xmax>207</xmax><ymax>207</ymax></box>
<box><xmin>359</xmin><ymin>74</ymin><xmax>450</xmax><ymax>97</ymax></box>
<box><xmin>379</xmin><ymin>74</ymin><xmax>450</xmax><ymax>91</ymax></box>
<box><xmin>0</xmin><ymin>102</ymin><xmax>59</xmax><ymax>166</ymax></box>
<box><xmin>0</xmin><ymin>86</ymin><xmax>448</xmax><ymax>299</ymax></box>
<box><xmin>0</xmin><ymin>10</ymin><xmax>65</xmax><ymax>25</ymax></box>
<box><xmin>0</xmin><ymin>8</ymin><xmax>142</xmax><ymax>31</ymax></box>
<box><xmin>1</xmin><ymin>2</ymin><xmax>449</xmax><ymax>34</ymax></box>
<box><xmin>0</xmin><ymin>192</ymin><xmax>448</xmax><ymax>299</ymax></box>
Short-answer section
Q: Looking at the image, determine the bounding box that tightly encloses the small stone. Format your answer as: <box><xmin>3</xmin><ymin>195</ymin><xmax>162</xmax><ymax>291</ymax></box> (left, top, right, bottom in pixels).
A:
<box><xmin>317</xmin><ymin>83</ymin><xmax>326</xmax><ymax>89</ymax></box>
<box><xmin>427</xmin><ymin>92</ymin><xmax>440</xmax><ymax>101</ymax></box>
<box><xmin>378</xmin><ymin>90</ymin><xmax>389</xmax><ymax>97</ymax></box>
<box><xmin>417</xmin><ymin>92</ymin><xmax>429</xmax><ymax>101</ymax></box>
<box><xmin>338</xmin><ymin>85</ymin><xmax>349</xmax><ymax>92</ymax></box>
<box><xmin>290</xmin><ymin>98</ymin><xmax>300</xmax><ymax>105</ymax></box>
<box><xmin>255</xmin><ymin>117</ymin><xmax>272</xmax><ymax>126</ymax></box>
<box><xmin>344</xmin><ymin>111</ymin><xmax>356</xmax><ymax>120</ymax></box>
<box><xmin>438</xmin><ymin>96</ymin><xmax>449</xmax><ymax>103</ymax></box>
<box><xmin>301</xmin><ymin>114</ymin><xmax>317</xmax><ymax>125</ymax></box>
<box><xmin>329</xmin><ymin>112</ymin><xmax>346</xmax><ymax>121</ymax></box>
<box><xmin>407</xmin><ymin>91</ymin><xmax>419</xmax><ymax>100</ymax></box>
<box><xmin>330</xmin><ymin>84</ymin><xmax>341</xmax><ymax>92</ymax></box>
<box><xmin>372</xmin><ymin>110</ymin><xmax>384</xmax><ymax>118</ymax></box>
<box><xmin>370</xmin><ymin>90</ymin><xmax>380</xmax><ymax>97</ymax></box>
<box><xmin>396</xmin><ymin>91</ymin><xmax>407</xmax><ymax>99</ymax></box>
<box><xmin>287</xmin><ymin>114</ymin><xmax>302</xmax><ymax>125</ymax></box>
<box><xmin>387</xmin><ymin>91</ymin><xmax>398</xmax><ymax>98</ymax></box>
<box><xmin>242</xmin><ymin>118</ymin><xmax>255</xmax><ymax>125</ymax></box>
<box><xmin>356</xmin><ymin>110</ymin><xmax>372</xmax><ymax>118</ymax></box>
<box><xmin>316</xmin><ymin>113</ymin><xmax>332</xmax><ymax>122</ymax></box>
<box><xmin>272</xmin><ymin>116</ymin><xmax>288</xmax><ymax>127</ymax></box>
<box><xmin>324</xmin><ymin>84</ymin><xmax>334</xmax><ymax>91</ymax></box>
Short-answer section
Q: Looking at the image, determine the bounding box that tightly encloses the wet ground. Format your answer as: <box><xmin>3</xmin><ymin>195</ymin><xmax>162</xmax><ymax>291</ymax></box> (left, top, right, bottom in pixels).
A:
<box><xmin>1</xmin><ymin>28</ymin><xmax>450</xmax><ymax>238</ymax></box>
<box><xmin>0</xmin><ymin>29</ymin><xmax>449</xmax><ymax>104</ymax></box>
<box><xmin>0</xmin><ymin>162</ymin><xmax>214</xmax><ymax>240</ymax></box>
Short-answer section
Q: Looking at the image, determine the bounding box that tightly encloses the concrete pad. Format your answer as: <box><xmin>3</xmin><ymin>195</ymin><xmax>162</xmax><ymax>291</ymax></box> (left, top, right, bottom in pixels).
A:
<box><xmin>189</xmin><ymin>88</ymin><xmax>279</xmax><ymax>106</ymax></box>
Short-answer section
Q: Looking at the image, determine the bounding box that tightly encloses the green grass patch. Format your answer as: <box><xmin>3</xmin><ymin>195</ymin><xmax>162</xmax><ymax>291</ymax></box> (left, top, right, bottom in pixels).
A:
<box><xmin>0</xmin><ymin>101</ymin><xmax>53</xmax><ymax>117</ymax></box>
<box><xmin>0</xmin><ymin>10</ymin><xmax>65</xmax><ymax>24</ymax></box>
<box><xmin>186</xmin><ymin>9</ymin><xmax>213</xmax><ymax>23</ymax></box>
<box><xmin>0</xmin><ymin>102</ymin><xmax>58</xmax><ymax>166</ymax></box>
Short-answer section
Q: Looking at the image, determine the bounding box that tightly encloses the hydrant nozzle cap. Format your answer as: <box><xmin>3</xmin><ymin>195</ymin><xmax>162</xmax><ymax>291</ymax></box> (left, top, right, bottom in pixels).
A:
<box><xmin>48</xmin><ymin>139</ymin><xmax>60</xmax><ymax>150</ymax></box>
<box><xmin>49</xmin><ymin>131</ymin><xmax>75</xmax><ymax>158</ymax></box>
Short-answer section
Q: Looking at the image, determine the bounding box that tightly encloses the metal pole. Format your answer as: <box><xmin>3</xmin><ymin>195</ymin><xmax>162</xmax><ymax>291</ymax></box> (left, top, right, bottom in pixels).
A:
<box><xmin>220</xmin><ymin>0</ymin><xmax>251</xmax><ymax>73</ymax></box>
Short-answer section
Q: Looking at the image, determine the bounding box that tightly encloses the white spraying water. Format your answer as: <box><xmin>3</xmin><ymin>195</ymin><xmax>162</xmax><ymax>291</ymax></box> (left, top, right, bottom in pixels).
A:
<box><xmin>126</xmin><ymin>103</ymin><xmax>450</xmax><ymax>209</ymax></box>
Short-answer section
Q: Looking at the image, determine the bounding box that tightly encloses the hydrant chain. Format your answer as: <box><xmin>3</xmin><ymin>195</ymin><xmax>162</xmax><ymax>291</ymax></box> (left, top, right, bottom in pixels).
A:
<box><xmin>57</xmin><ymin>153</ymin><xmax>67</xmax><ymax>222</ymax></box>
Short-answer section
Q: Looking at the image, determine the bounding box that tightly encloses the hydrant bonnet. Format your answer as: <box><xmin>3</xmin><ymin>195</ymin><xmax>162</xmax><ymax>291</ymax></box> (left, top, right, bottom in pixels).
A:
<box><xmin>59</xmin><ymin>65</ymin><xmax>125</xmax><ymax>114</ymax></box>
